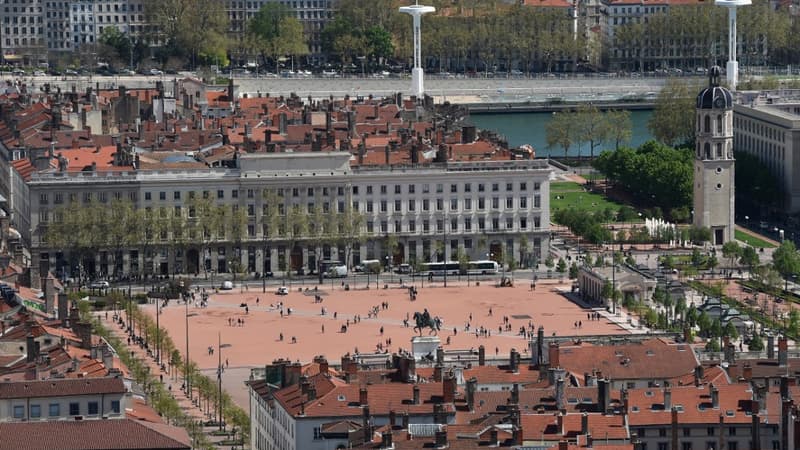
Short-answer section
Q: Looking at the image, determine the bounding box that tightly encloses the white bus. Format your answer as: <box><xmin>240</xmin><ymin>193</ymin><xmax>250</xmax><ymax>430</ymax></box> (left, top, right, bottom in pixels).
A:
<box><xmin>467</xmin><ymin>260</ymin><xmax>500</xmax><ymax>275</ymax></box>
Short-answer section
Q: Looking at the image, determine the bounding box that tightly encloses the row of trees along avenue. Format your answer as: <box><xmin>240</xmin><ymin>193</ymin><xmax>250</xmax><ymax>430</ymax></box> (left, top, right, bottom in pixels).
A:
<box><xmin>110</xmin><ymin>0</ymin><xmax>799</xmax><ymax>70</ymax></box>
<box><xmin>42</xmin><ymin>195</ymin><xmax>365</xmax><ymax>280</ymax></box>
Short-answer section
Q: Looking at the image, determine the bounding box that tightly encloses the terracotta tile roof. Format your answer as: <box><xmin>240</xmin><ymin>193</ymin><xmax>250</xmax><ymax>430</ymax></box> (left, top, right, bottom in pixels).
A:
<box><xmin>626</xmin><ymin>383</ymin><xmax>766</xmax><ymax>425</ymax></box>
<box><xmin>10</xmin><ymin>159</ymin><xmax>35</xmax><ymax>181</ymax></box>
<box><xmin>673</xmin><ymin>365</ymin><xmax>730</xmax><ymax>386</ymax></box>
<box><xmin>559</xmin><ymin>339</ymin><xmax>698</xmax><ymax>382</ymax></box>
<box><xmin>522</xmin><ymin>0</ymin><xmax>573</xmax><ymax>7</ymax></box>
<box><xmin>520</xmin><ymin>412</ymin><xmax>628</xmax><ymax>440</ymax></box>
<box><xmin>457</xmin><ymin>386</ymin><xmax>604</xmax><ymax>424</ymax></box>
<box><xmin>718</xmin><ymin>358</ymin><xmax>800</xmax><ymax>380</ymax></box>
<box><xmin>0</xmin><ymin>418</ymin><xmax>190</xmax><ymax>449</ymax></box>
<box><xmin>0</xmin><ymin>375</ymin><xmax>125</xmax><ymax>399</ymax></box>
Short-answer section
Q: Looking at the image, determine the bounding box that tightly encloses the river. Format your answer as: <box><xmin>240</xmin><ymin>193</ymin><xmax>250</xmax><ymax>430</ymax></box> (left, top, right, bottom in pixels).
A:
<box><xmin>470</xmin><ymin>109</ymin><xmax>655</xmax><ymax>158</ymax></box>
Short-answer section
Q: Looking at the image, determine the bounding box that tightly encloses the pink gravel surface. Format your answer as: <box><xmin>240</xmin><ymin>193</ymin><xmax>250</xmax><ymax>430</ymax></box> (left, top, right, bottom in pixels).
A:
<box><xmin>142</xmin><ymin>279</ymin><xmax>628</xmax><ymax>372</ymax></box>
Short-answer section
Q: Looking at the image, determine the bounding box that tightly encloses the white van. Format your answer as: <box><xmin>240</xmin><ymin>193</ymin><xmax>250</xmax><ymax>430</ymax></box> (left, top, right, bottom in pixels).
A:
<box><xmin>326</xmin><ymin>265</ymin><xmax>348</xmax><ymax>278</ymax></box>
<box><xmin>221</xmin><ymin>281</ymin><xmax>234</xmax><ymax>290</ymax></box>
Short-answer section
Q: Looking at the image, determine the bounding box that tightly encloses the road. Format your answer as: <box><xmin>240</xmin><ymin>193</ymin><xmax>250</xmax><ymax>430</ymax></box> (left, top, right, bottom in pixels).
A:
<box><xmin>2</xmin><ymin>73</ymin><xmax>671</xmax><ymax>102</ymax></box>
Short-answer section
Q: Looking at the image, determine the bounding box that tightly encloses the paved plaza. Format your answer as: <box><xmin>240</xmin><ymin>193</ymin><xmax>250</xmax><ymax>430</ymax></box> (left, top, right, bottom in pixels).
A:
<box><xmin>142</xmin><ymin>279</ymin><xmax>631</xmax><ymax>408</ymax></box>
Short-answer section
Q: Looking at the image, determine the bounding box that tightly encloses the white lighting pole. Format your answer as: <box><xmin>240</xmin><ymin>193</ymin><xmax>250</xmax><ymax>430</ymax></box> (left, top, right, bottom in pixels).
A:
<box><xmin>715</xmin><ymin>0</ymin><xmax>751</xmax><ymax>90</ymax></box>
<box><xmin>399</xmin><ymin>2</ymin><xmax>436</xmax><ymax>98</ymax></box>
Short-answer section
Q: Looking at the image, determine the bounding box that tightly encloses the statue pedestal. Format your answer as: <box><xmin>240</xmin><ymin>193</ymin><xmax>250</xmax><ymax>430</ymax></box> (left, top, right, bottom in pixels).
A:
<box><xmin>411</xmin><ymin>336</ymin><xmax>441</xmax><ymax>361</ymax></box>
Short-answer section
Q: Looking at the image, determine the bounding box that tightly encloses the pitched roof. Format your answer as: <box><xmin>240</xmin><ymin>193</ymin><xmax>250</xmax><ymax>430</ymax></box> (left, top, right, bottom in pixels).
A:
<box><xmin>0</xmin><ymin>376</ymin><xmax>125</xmax><ymax>399</ymax></box>
<box><xmin>559</xmin><ymin>339</ymin><xmax>698</xmax><ymax>382</ymax></box>
<box><xmin>0</xmin><ymin>418</ymin><xmax>190</xmax><ymax>449</ymax></box>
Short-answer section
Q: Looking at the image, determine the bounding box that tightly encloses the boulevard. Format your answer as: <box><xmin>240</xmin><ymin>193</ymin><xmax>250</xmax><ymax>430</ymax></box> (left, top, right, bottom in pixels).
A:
<box><xmin>1</xmin><ymin>73</ymin><xmax>669</xmax><ymax>102</ymax></box>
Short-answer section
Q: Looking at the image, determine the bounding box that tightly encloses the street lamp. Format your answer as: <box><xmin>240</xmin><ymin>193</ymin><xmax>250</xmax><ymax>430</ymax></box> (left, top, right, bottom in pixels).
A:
<box><xmin>155</xmin><ymin>298</ymin><xmax>161</xmax><ymax>366</ymax></box>
<box><xmin>183</xmin><ymin>280</ymin><xmax>199</xmax><ymax>401</ymax></box>
<box><xmin>217</xmin><ymin>331</ymin><xmax>232</xmax><ymax>431</ymax></box>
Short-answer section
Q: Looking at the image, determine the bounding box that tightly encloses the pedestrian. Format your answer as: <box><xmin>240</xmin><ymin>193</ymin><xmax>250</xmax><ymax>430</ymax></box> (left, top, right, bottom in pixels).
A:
<box><xmin>226</xmin><ymin>358</ymin><xmax>229</xmax><ymax>368</ymax></box>
<box><xmin>322</xmin><ymin>324</ymin><xmax>325</xmax><ymax>333</ymax></box>
<box><xmin>256</xmin><ymin>297</ymin><xmax>260</xmax><ymax>305</ymax></box>
<box><xmin>279</xmin><ymin>332</ymin><xmax>283</xmax><ymax>341</ymax></box>
<box><xmin>380</xmin><ymin>326</ymin><xmax>384</xmax><ymax>335</ymax></box>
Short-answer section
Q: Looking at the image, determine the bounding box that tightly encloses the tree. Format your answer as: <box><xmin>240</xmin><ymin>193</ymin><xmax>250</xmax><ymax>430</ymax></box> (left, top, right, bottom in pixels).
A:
<box><xmin>546</xmin><ymin>111</ymin><xmax>577</xmax><ymax>158</ymax></box>
<box><xmin>98</xmin><ymin>27</ymin><xmax>132</xmax><ymax>66</ymax></box>
<box><xmin>248</xmin><ymin>2</ymin><xmax>308</xmax><ymax>70</ymax></box>
<box><xmin>648</xmin><ymin>78</ymin><xmax>702</xmax><ymax>147</ymax></box>
<box><xmin>723</xmin><ymin>321</ymin><xmax>739</xmax><ymax>340</ymax></box>
<box><xmin>740</xmin><ymin>246</ymin><xmax>760</xmax><ymax>274</ymax></box>
<box><xmin>569</xmin><ymin>262</ymin><xmax>579</xmax><ymax>279</ymax></box>
<box><xmin>145</xmin><ymin>0</ymin><xmax>229</xmax><ymax>67</ymax></box>
<box><xmin>576</xmin><ymin>104</ymin><xmax>610</xmax><ymax>158</ymax></box>
<box><xmin>556</xmin><ymin>258</ymin><xmax>567</xmax><ymax>274</ymax></box>
<box><xmin>721</xmin><ymin>241</ymin><xmax>742</xmax><ymax>270</ymax></box>
<box><xmin>749</xmin><ymin>333</ymin><xmax>765</xmax><ymax>351</ymax></box>
<box><xmin>773</xmin><ymin>240</ymin><xmax>800</xmax><ymax>291</ymax></box>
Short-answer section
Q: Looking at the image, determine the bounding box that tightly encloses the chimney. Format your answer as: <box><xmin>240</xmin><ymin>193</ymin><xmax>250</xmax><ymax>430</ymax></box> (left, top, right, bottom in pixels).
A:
<box><xmin>664</xmin><ymin>387</ymin><xmax>672</xmax><ymax>410</ymax></box>
<box><xmin>466</xmin><ymin>377</ymin><xmax>477</xmax><ymax>411</ymax></box>
<box><xmin>778</xmin><ymin>336</ymin><xmax>788</xmax><ymax>366</ymax></box>
<box><xmin>412</xmin><ymin>384</ymin><xmax>420</xmax><ymax>405</ymax></box>
<box><xmin>478</xmin><ymin>345</ymin><xmax>485</xmax><ymax>366</ymax></box>
<box><xmin>768</xmin><ymin>334</ymin><xmax>775</xmax><ymax>359</ymax></box>
<box><xmin>490</xmin><ymin>429</ymin><xmax>499</xmax><ymax>446</ymax></box>
<box><xmin>279</xmin><ymin>113</ymin><xmax>287</xmax><ymax>135</ymax></box>
<box><xmin>718</xmin><ymin>414</ymin><xmax>725</xmax><ymax>450</ymax></box>
<box><xmin>384</xmin><ymin>145</ymin><xmax>390</xmax><ymax>165</ymax></box>
<box><xmin>360</xmin><ymin>386</ymin><xmax>368</xmax><ymax>406</ymax></box>
<box><xmin>389</xmin><ymin>410</ymin><xmax>397</xmax><ymax>427</ymax></box>
<box><xmin>443</xmin><ymin>374</ymin><xmax>456</xmax><ymax>404</ymax></box>
<box><xmin>780</xmin><ymin>375</ymin><xmax>789</xmax><ymax>400</ymax></box>
<box><xmin>510</xmin><ymin>383</ymin><xmax>520</xmax><ymax>404</ymax></box>
<box><xmin>307</xmin><ymin>384</ymin><xmax>317</xmax><ymax>401</ymax></box>
<box><xmin>26</xmin><ymin>334</ymin><xmax>36</xmax><ymax>362</ymax></box>
<box><xmin>325</xmin><ymin>111</ymin><xmax>332</xmax><ymax>132</ymax></box>
<box><xmin>694</xmin><ymin>365</ymin><xmax>704</xmax><ymax>386</ymax></box>
<box><xmin>363</xmin><ymin>405</ymin><xmax>371</xmax><ymax>444</ymax></box>
<box><xmin>584</xmin><ymin>372</ymin><xmax>595</xmax><ymax>387</ymax></box>
<box><xmin>347</xmin><ymin>110</ymin><xmax>356</xmax><ymax>138</ymax></box>
<box><xmin>751</xmin><ymin>413</ymin><xmax>761</xmax><ymax>450</ymax></box>
<box><xmin>549</xmin><ymin>342</ymin><xmax>560</xmax><ymax>368</ymax></box>
<box><xmin>556</xmin><ymin>377</ymin><xmax>565</xmax><ymax>411</ymax></box>
<box><xmin>598</xmin><ymin>378</ymin><xmax>609</xmax><ymax>413</ymax></box>
<box><xmin>315</xmin><ymin>356</ymin><xmax>329</xmax><ymax>375</ymax></box>
<box><xmin>510</xmin><ymin>348</ymin><xmax>519</xmax><ymax>373</ymax></box>
<box><xmin>436</xmin><ymin>347</ymin><xmax>444</xmax><ymax>365</ymax></box>
<box><xmin>581</xmin><ymin>412</ymin><xmax>589</xmax><ymax>435</ymax></box>
<box><xmin>512</xmin><ymin>427</ymin><xmax>523</xmax><ymax>445</ymax></box>
<box><xmin>671</xmin><ymin>407</ymin><xmax>679</xmax><ymax>450</ymax></box>
<box><xmin>381</xmin><ymin>431</ymin><xmax>392</xmax><ymax>448</ymax></box>
<box><xmin>402</xmin><ymin>411</ymin><xmax>409</xmax><ymax>429</ymax></box>
<box><xmin>724</xmin><ymin>343</ymin><xmax>736</xmax><ymax>364</ymax></box>
<box><xmin>557</xmin><ymin>412</ymin><xmax>565</xmax><ymax>435</ymax></box>
<box><xmin>434</xmin><ymin>430</ymin><xmax>447</xmax><ymax>448</ymax></box>
<box><xmin>622</xmin><ymin>388</ymin><xmax>629</xmax><ymax>415</ymax></box>
<box><xmin>42</xmin><ymin>275</ymin><xmax>55</xmax><ymax>315</ymax></box>
<box><xmin>743</xmin><ymin>363</ymin><xmax>752</xmax><ymax>380</ymax></box>
<box><xmin>102</xmin><ymin>348</ymin><xmax>113</xmax><ymax>370</ymax></box>
<box><xmin>706</xmin><ymin>385</ymin><xmax>718</xmax><ymax>410</ymax></box>
<box><xmin>57</xmin><ymin>292</ymin><xmax>69</xmax><ymax>321</ymax></box>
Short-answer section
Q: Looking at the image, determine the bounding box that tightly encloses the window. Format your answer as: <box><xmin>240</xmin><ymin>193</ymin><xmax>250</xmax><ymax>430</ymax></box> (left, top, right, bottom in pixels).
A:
<box><xmin>366</xmin><ymin>185</ymin><xmax>373</xmax><ymax>195</ymax></box>
<box><xmin>492</xmin><ymin>183</ymin><xmax>499</xmax><ymax>192</ymax></box>
<box><xmin>492</xmin><ymin>198</ymin><xmax>499</xmax><ymax>209</ymax></box>
<box><xmin>408</xmin><ymin>185</ymin><xmax>415</xmax><ymax>194</ymax></box>
<box><xmin>88</xmin><ymin>401</ymin><xmax>99</xmax><ymax>415</ymax></box>
<box><xmin>232</xmin><ymin>190</ymin><xmax>239</xmax><ymax>199</ymax></box>
<box><xmin>49</xmin><ymin>404</ymin><xmax>59</xmax><ymax>417</ymax></box>
<box><xmin>145</xmin><ymin>192</ymin><xmax>151</xmax><ymax>201</ymax></box>
<box><xmin>423</xmin><ymin>220</ymin><xmax>430</xmax><ymax>233</ymax></box>
<box><xmin>394</xmin><ymin>185</ymin><xmax>401</xmax><ymax>194</ymax></box>
<box><xmin>450</xmin><ymin>199</ymin><xmax>458</xmax><ymax>211</ymax></box>
<box><xmin>657</xmin><ymin>443</ymin><xmax>668</xmax><ymax>450</ymax></box>
<box><xmin>506</xmin><ymin>218</ymin><xmax>513</xmax><ymax>230</ymax></box>
<box><xmin>478</xmin><ymin>218</ymin><xmax>485</xmax><ymax>231</ymax></box>
<box><xmin>13</xmin><ymin>405</ymin><xmax>24</xmax><ymax>419</ymax></box>
<box><xmin>683</xmin><ymin>428</ymin><xmax>691</xmax><ymax>437</ymax></box>
<box><xmin>217</xmin><ymin>190</ymin><xmax>224</xmax><ymax>199</ymax></box>
<box><xmin>380</xmin><ymin>185</ymin><xmax>387</xmax><ymax>194</ymax></box>
<box><xmin>203</xmin><ymin>190</ymin><xmax>210</xmax><ymax>199</ymax></box>
<box><xmin>380</xmin><ymin>200</ymin><xmax>387</xmax><ymax>212</ymax></box>
<box><xmin>465</xmin><ymin>218</ymin><xmax>472</xmax><ymax>231</ymax></box>
<box><xmin>478</xmin><ymin>198</ymin><xmax>485</xmax><ymax>210</ymax></box>
<box><xmin>380</xmin><ymin>221</ymin><xmax>388</xmax><ymax>233</ymax></box>
<box><xmin>534</xmin><ymin>195</ymin><xmax>541</xmax><ymax>208</ymax></box>
<box><xmin>292</xmin><ymin>188</ymin><xmax>299</xmax><ymax>197</ymax></box>
<box><xmin>408</xmin><ymin>200</ymin><xmax>416</xmax><ymax>212</ymax></box>
<box><xmin>422</xmin><ymin>184</ymin><xmax>430</xmax><ymax>193</ymax></box>
<box><xmin>353</xmin><ymin>186</ymin><xmax>360</xmax><ymax>195</ymax></box>
<box><xmin>464</xmin><ymin>198</ymin><xmax>472</xmax><ymax>210</ymax></box>
<box><xmin>307</xmin><ymin>187</ymin><xmax>314</xmax><ymax>197</ymax></box>
<box><xmin>436</xmin><ymin>199</ymin><xmax>444</xmax><ymax>211</ymax></box>
<box><xmin>492</xmin><ymin>218</ymin><xmax>499</xmax><ymax>230</ymax></box>
<box><xmin>436</xmin><ymin>184</ymin><xmax>443</xmax><ymax>193</ymax></box>
<box><xmin>436</xmin><ymin>219</ymin><xmax>444</xmax><ymax>232</ymax></box>
<box><xmin>464</xmin><ymin>183</ymin><xmax>471</xmax><ymax>193</ymax></box>
<box><xmin>659</xmin><ymin>429</ymin><xmax>667</xmax><ymax>437</ymax></box>
<box><xmin>394</xmin><ymin>200</ymin><xmax>401</xmax><ymax>212</ymax></box>
<box><xmin>506</xmin><ymin>182</ymin><xmax>513</xmax><ymax>191</ymax></box>
<box><xmin>247</xmin><ymin>189</ymin><xmax>254</xmax><ymax>199</ymax></box>
<box><xmin>27</xmin><ymin>403</ymin><xmax>40</xmax><ymax>418</ymax></box>
<box><xmin>534</xmin><ymin>182</ymin><xmax>540</xmax><ymax>190</ymax></box>
<box><xmin>520</xmin><ymin>218</ymin><xmax>527</xmax><ymax>229</ymax></box>
<box><xmin>69</xmin><ymin>402</ymin><xmax>80</xmax><ymax>416</ymax></box>
<box><xmin>707</xmin><ymin>427</ymin><xmax>715</xmax><ymax>436</ymax></box>
<box><xmin>728</xmin><ymin>427</ymin><xmax>736</xmax><ymax>436</ymax></box>
<box><xmin>450</xmin><ymin>184</ymin><xmax>458</xmax><ymax>193</ymax></box>
<box><xmin>367</xmin><ymin>201</ymin><xmax>374</xmax><ymax>213</ymax></box>
<box><xmin>520</xmin><ymin>197</ymin><xmax>528</xmax><ymax>208</ymax></box>
<box><xmin>450</xmin><ymin>218</ymin><xmax>458</xmax><ymax>231</ymax></box>
<box><xmin>727</xmin><ymin>443</ymin><xmax>737</xmax><ymax>450</ymax></box>
<box><xmin>681</xmin><ymin>443</ymin><xmax>692</xmax><ymax>450</ymax></box>
<box><xmin>506</xmin><ymin>197</ymin><xmax>513</xmax><ymax>209</ymax></box>
<box><xmin>40</xmin><ymin>193</ymin><xmax>48</xmax><ymax>204</ymax></box>
<box><xmin>367</xmin><ymin>221</ymin><xmax>374</xmax><ymax>233</ymax></box>
<box><xmin>520</xmin><ymin>182</ymin><xmax>527</xmax><ymax>190</ymax></box>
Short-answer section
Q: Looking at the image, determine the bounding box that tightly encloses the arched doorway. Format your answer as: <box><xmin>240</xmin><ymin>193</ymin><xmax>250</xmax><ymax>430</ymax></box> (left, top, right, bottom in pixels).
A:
<box><xmin>393</xmin><ymin>243</ymin><xmax>404</xmax><ymax>265</ymax></box>
<box><xmin>186</xmin><ymin>249</ymin><xmax>199</xmax><ymax>275</ymax></box>
<box><xmin>290</xmin><ymin>245</ymin><xmax>303</xmax><ymax>273</ymax></box>
<box><xmin>489</xmin><ymin>242</ymin><xmax>503</xmax><ymax>261</ymax></box>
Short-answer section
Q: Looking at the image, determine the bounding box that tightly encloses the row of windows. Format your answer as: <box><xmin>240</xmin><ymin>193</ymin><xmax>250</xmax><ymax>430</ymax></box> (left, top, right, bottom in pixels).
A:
<box><xmin>12</xmin><ymin>400</ymin><xmax>120</xmax><ymax>419</ymax></box>
<box><xmin>734</xmin><ymin>116</ymin><xmax>787</xmax><ymax>143</ymax></box>
<box><xmin>364</xmin><ymin>216</ymin><xmax>541</xmax><ymax>234</ymax></box>
<box><xmin>39</xmin><ymin>190</ymin><xmax>136</xmax><ymax>205</ymax></box>
<box><xmin>360</xmin><ymin>196</ymin><xmax>543</xmax><ymax>213</ymax></box>
<box><xmin>356</xmin><ymin>181</ymin><xmax>540</xmax><ymax>196</ymax></box>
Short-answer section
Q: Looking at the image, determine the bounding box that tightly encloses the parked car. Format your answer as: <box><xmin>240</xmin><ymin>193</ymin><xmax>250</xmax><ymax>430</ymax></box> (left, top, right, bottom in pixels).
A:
<box><xmin>221</xmin><ymin>281</ymin><xmax>234</xmax><ymax>290</ymax></box>
<box><xmin>33</xmin><ymin>70</ymin><xmax>46</xmax><ymax>76</ymax></box>
<box><xmin>89</xmin><ymin>280</ymin><xmax>110</xmax><ymax>289</ymax></box>
<box><xmin>149</xmin><ymin>68</ymin><xmax>163</xmax><ymax>76</ymax></box>
<box><xmin>276</xmin><ymin>286</ymin><xmax>289</xmax><ymax>296</ymax></box>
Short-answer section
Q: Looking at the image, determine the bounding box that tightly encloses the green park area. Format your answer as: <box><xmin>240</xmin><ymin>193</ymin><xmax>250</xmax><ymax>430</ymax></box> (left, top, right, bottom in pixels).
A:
<box><xmin>735</xmin><ymin>229</ymin><xmax>777</xmax><ymax>249</ymax></box>
<box><xmin>551</xmin><ymin>181</ymin><xmax>625</xmax><ymax>214</ymax></box>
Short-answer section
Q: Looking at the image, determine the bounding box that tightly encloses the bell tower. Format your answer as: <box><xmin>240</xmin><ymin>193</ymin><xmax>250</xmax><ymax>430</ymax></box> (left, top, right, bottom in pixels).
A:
<box><xmin>693</xmin><ymin>66</ymin><xmax>735</xmax><ymax>246</ymax></box>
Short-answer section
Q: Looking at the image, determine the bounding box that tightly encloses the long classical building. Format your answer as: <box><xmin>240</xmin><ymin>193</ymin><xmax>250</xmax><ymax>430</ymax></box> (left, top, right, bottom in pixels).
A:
<box><xmin>26</xmin><ymin>149</ymin><xmax>551</xmax><ymax>281</ymax></box>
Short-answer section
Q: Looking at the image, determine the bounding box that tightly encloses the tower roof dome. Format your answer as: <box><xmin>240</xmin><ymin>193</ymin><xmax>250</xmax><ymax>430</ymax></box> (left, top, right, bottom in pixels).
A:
<box><xmin>696</xmin><ymin>66</ymin><xmax>733</xmax><ymax>110</ymax></box>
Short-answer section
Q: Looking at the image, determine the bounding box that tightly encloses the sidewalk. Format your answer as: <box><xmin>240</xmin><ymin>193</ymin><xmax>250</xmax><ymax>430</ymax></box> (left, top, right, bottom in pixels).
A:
<box><xmin>98</xmin><ymin>313</ymin><xmax>245</xmax><ymax>450</ymax></box>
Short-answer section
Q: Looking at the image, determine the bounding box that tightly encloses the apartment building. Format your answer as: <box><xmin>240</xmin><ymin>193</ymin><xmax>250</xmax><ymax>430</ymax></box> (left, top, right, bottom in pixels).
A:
<box><xmin>0</xmin><ymin>376</ymin><xmax>127</xmax><ymax>421</ymax></box>
<box><xmin>733</xmin><ymin>96</ymin><xmax>800</xmax><ymax>213</ymax></box>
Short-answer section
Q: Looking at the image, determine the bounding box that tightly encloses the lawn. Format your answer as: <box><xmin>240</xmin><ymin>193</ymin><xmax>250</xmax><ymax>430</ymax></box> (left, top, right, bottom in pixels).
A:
<box><xmin>735</xmin><ymin>229</ymin><xmax>777</xmax><ymax>248</ymax></box>
<box><xmin>550</xmin><ymin>181</ymin><xmax>626</xmax><ymax>213</ymax></box>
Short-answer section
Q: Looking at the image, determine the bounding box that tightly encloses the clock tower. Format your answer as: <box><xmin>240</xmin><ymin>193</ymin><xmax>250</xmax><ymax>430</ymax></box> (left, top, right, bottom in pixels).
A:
<box><xmin>693</xmin><ymin>66</ymin><xmax>735</xmax><ymax>245</ymax></box>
